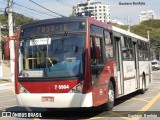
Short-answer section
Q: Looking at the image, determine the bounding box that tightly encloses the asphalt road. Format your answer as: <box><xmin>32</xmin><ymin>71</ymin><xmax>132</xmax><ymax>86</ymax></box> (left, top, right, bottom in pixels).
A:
<box><xmin>0</xmin><ymin>70</ymin><xmax>160</xmax><ymax>120</ymax></box>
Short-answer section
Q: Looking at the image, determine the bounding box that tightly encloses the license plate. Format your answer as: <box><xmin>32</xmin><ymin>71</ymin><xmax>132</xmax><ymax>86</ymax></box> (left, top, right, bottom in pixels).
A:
<box><xmin>41</xmin><ymin>96</ymin><xmax>54</xmax><ymax>102</ymax></box>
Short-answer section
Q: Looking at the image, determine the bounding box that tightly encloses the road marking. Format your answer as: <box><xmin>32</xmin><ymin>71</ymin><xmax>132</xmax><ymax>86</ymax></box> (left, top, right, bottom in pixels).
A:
<box><xmin>127</xmin><ymin>97</ymin><xmax>152</xmax><ymax>103</ymax></box>
<box><xmin>139</xmin><ymin>92</ymin><xmax>160</xmax><ymax>111</ymax></box>
<box><xmin>34</xmin><ymin>117</ymin><xmax>41</xmax><ymax>119</ymax></box>
<box><xmin>129</xmin><ymin>92</ymin><xmax>160</xmax><ymax>120</ymax></box>
<box><xmin>89</xmin><ymin>91</ymin><xmax>160</xmax><ymax>120</ymax></box>
<box><xmin>89</xmin><ymin>117</ymin><xmax>105</xmax><ymax>120</ymax></box>
<box><xmin>106</xmin><ymin>111</ymin><xmax>130</xmax><ymax>120</ymax></box>
<box><xmin>105</xmin><ymin>92</ymin><xmax>160</xmax><ymax>120</ymax></box>
<box><xmin>89</xmin><ymin>111</ymin><xmax>131</xmax><ymax>120</ymax></box>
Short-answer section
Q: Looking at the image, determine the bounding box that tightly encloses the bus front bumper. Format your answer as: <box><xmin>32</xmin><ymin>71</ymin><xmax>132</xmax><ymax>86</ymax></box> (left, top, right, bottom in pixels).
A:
<box><xmin>16</xmin><ymin>92</ymin><xmax>93</xmax><ymax>108</ymax></box>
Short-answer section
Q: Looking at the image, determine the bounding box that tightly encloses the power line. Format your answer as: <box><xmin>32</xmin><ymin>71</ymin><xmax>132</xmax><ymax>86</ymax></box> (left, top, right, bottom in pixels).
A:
<box><xmin>13</xmin><ymin>2</ymin><xmax>57</xmax><ymax>18</ymax></box>
<box><xmin>13</xmin><ymin>7</ymin><xmax>39</xmax><ymax>20</ymax></box>
<box><xmin>14</xmin><ymin>6</ymin><xmax>55</xmax><ymax>20</ymax></box>
<box><xmin>2</xmin><ymin>0</ymin><xmax>57</xmax><ymax>17</ymax></box>
<box><xmin>55</xmin><ymin>0</ymin><xmax>72</xmax><ymax>8</ymax></box>
<box><xmin>28</xmin><ymin>0</ymin><xmax>66</xmax><ymax>17</ymax></box>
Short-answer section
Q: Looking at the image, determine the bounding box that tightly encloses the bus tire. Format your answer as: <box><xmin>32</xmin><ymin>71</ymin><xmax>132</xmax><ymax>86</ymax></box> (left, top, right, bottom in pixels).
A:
<box><xmin>139</xmin><ymin>75</ymin><xmax>146</xmax><ymax>94</ymax></box>
<box><xmin>103</xmin><ymin>81</ymin><xmax>115</xmax><ymax>111</ymax></box>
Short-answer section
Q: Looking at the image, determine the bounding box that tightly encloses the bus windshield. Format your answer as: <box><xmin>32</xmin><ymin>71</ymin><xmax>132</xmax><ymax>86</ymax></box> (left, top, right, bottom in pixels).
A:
<box><xmin>18</xmin><ymin>33</ymin><xmax>85</xmax><ymax>78</ymax></box>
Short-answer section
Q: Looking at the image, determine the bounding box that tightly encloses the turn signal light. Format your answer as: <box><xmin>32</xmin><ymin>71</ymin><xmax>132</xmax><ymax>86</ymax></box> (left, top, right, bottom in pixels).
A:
<box><xmin>19</xmin><ymin>83</ymin><xmax>30</xmax><ymax>93</ymax></box>
<box><xmin>69</xmin><ymin>81</ymin><xmax>83</xmax><ymax>93</ymax></box>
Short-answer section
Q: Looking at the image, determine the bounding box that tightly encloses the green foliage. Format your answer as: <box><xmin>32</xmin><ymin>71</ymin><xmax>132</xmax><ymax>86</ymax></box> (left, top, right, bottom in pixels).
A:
<box><xmin>131</xmin><ymin>20</ymin><xmax>160</xmax><ymax>49</ymax></box>
<box><xmin>0</xmin><ymin>14</ymin><xmax>8</xmax><ymax>26</ymax></box>
<box><xmin>0</xmin><ymin>12</ymin><xmax>34</xmax><ymax>27</ymax></box>
<box><xmin>13</xmin><ymin>12</ymin><xmax>34</xmax><ymax>27</ymax></box>
<box><xmin>0</xmin><ymin>12</ymin><xmax>34</xmax><ymax>37</ymax></box>
<box><xmin>112</xmin><ymin>19</ymin><xmax>160</xmax><ymax>49</ymax></box>
<box><xmin>112</xmin><ymin>19</ymin><xmax>160</xmax><ymax>59</ymax></box>
<box><xmin>131</xmin><ymin>24</ymin><xmax>153</xmax><ymax>38</ymax></box>
<box><xmin>110</xmin><ymin>23</ymin><xmax>128</xmax><ymax>31</ymax></box>
<box><xmin>69</xmin><ymin>12</ymin><xmax>76</xmax><ymax>17</ymax></box>
<box><xmin>140</xmin><ymin>19</ymin><xmax>160</xmax><ymax>29</ymax></box>
<box><xmin>0</xmin><ymin>12</ymin><xmax>34</xmax><ymax>59</ymax></box>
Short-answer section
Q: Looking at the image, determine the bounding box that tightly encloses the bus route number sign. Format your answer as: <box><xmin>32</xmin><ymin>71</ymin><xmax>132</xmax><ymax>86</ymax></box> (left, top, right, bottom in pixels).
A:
<box><xmin>54</xmin><ymin>85</ymin><xmax>69</xmax><ymax>90</ymax></box>
<box><xmin>21</xmin><ymin>22</ymin><xmax>85</xmax><ymax>36</ymax></box>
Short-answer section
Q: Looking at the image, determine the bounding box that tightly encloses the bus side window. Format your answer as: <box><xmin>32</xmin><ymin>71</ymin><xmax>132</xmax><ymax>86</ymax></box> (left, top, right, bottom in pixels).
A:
<box><xmin>90</xmin><ymin>36</ymin><xmax>103</xmax><ymax>64</ymax></box>
<box><xmin>138</xmin><ymin>40</ymin><xmax>144</xmax><ymax>60</ymax></box>
<box><xmin>121</xmin><ymin>36</ymin><xmax>128</xmax><ymax>59</ymax></box>
<box><xmin>104</xmin><ymin>31</ymin><xmax>113</xmax><ymax>60</ymax></box>
<box><xmin>128</xmin><ymin>38</ymin><xmax>133</xmax><ymax>60</ymax></box>
<box><xmin>121</xmin><ymin>36</ymin><xmax>133</xmax><ymax>60</ymax></box>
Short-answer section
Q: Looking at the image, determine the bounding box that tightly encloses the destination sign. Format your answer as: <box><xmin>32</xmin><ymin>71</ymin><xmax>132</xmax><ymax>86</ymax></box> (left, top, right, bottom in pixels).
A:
<box><xmin>21</xmin><ymin>22</ymin><xmax>86</xmax><ymax>36</ymax></box>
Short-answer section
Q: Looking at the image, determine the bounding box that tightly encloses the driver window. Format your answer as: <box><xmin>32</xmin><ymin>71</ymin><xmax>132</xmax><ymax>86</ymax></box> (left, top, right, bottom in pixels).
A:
<box><xmin>90</xmin><ymin>36</ymin><xmax>103</xmax><ymax>65</ymax></box>
<box><xmin>104</xmin><ymin>31</ymin><xmax>113</xmax><ymax>60</ymax></box>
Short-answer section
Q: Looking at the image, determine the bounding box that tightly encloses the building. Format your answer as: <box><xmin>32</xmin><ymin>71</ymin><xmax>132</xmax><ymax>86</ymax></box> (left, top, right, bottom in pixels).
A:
<box><xmin>73</xmin><ymin>0</ymin><xmax>111</xmax><ymax>23</ymax></box>
<box><xmin>139</xmin><ymin>10</ymin><xmax>156</xmax><ymax>22</ymax></box>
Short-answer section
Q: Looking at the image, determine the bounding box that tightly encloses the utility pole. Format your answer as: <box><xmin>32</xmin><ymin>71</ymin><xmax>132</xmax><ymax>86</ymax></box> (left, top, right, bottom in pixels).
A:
<box><xmin>8</xmin><ymin>0</ymin><xmax>15</xmax><ymax>82</ymax></box>
<box><xmin>127</xmin><ymin>16</ymin><xmax>130</xmax><ymax>32</ymax></box>
<box><xmin>147</xmin><ymin>30</ymin><xmax>150</xmax><ymax>40</ymax></box>
<box><xmin>0</xmin><ymin>22</ymin><xmax>2</xmax><ymax>79</ymax></box>
<box><xmin>147</xmin><ymin>30</ymin><xmax>151</xmax><ymax>52</ymax></box>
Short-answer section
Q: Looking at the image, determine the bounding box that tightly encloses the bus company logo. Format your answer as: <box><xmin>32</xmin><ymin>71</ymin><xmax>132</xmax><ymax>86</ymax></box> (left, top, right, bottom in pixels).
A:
<box><xmin>1</xmin><ymin>112</ymin><xmax>43</xmax><ymax>118</ymax></box>
<box><xmin>2</xmin><ymin>112</ymin><xmax>12</xmax><ymax>117</ymax></box>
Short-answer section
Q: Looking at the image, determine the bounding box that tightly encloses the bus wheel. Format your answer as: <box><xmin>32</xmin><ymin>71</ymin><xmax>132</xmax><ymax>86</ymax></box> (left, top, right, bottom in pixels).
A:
<box><xmin>139</xmin><ymin>75</ymin><xmax>146</xmax><ymax>94</ymax></box>
<box><xmin>103</xmin><ymin>81</ymin><xmax>115</xmax><ymax>111</ymax></box>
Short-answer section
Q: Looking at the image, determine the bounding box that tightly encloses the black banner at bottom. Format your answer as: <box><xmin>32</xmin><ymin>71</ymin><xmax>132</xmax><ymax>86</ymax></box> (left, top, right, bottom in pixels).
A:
<box><xmin>0</xmin><ymin>111</ymin><xmax>160</xmax><ymax>119</ymax></box>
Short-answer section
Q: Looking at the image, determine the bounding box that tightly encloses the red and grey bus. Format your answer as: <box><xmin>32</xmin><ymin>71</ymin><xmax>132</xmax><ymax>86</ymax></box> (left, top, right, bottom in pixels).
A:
<box><xmin>14</xmin><ymin>17</ymin><xmax>152</xmax><ymax>110</ymax></box>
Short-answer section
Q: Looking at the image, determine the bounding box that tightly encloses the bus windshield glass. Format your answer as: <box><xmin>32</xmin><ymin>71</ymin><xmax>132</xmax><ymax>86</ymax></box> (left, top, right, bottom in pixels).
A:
<box><xmin>18</xmin><ymin>33</ymin><xmax>85</xmax><ymax>78</ymax></box>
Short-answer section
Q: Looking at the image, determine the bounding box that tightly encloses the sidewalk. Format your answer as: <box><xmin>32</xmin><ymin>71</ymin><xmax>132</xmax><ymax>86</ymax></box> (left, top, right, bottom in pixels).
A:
<box><xmin>0</xmin><ymin>79</ymin><xmax>14</xmax><ymax>91</ymax></box>
<box><xmin>0</xmin><ymin>79</ymin><xmax>11</xmax><ymax>85</ymax></box>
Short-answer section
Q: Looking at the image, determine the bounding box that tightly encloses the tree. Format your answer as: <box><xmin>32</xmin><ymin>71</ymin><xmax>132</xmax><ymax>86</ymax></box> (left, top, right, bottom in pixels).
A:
<box><xmin>0</xmin><ymin>12</ymin><xmax>34</xmax><ymax>59</ymax></box>
<box><xmin>140</xmin><ymin>19</ymin><xmax>160</xmax><ymax>29</ymax></box>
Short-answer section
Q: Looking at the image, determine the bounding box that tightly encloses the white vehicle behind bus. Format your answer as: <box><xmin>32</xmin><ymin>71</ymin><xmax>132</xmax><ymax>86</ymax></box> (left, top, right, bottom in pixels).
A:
<box><xmin>151</xmin><ymin>60</ymin><xmax>160</xmax><ymax>70</ymax></box>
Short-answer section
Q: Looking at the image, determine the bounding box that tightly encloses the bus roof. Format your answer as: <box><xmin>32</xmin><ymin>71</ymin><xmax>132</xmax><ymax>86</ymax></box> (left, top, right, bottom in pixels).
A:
<box><xmin>21</xmin><ymin>17</ymin><xmax>88</xmax><ymax>28</ymax></box>
<box><xmin>20</xmin><ymin>17</ymin><xmax>148</xmax><ymax>42</ymax></box>
<box><xmin>112</xmin><ymin>26</ymin><xmax>148</xmax><ymax>42</ymax></box>
<box><xmin>87</xmin><ymin>17</ymin><xmax>148</xmax><ymax>42</ymax></box>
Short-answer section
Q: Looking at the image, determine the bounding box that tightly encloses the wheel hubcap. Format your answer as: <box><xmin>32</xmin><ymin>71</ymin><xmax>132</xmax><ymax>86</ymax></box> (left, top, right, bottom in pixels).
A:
<box><xmin>109</xmin><ymin>88</ymin><xmax>114</xmax><ymax>102</ymax></box>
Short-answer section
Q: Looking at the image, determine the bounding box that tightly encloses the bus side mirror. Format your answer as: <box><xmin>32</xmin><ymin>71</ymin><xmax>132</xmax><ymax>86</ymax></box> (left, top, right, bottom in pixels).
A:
<box><xmin>94</xmin><ymin>46</ymin><xmax>100</xmax><ymax>59</ymax></box>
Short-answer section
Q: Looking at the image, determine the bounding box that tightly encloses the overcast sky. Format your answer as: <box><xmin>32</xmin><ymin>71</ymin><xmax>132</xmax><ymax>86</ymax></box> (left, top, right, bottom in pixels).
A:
<box><xmin>0</xmin><ymin>0</ymin><xmax>159</xmax><ymax>25</ymax></box>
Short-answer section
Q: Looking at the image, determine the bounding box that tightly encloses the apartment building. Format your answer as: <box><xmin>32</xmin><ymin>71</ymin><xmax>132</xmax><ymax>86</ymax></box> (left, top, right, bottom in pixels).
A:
<box><xmin>73</xmin><ymin>0</ymin><xmax>111</xmax><ymax>23</ymax></box>
<box><xmin>139</xmin><ymin>10</ymin><xmax>156</xmax><ymax>22</ymax></box>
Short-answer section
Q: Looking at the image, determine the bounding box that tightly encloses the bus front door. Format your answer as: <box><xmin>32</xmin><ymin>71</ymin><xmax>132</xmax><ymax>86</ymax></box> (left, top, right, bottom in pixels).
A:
<box><xmin>115</xmin><ymin>37</ymin><xmax>124</xmax><ymax>95</ymax></box>
<box><xmin>133</xmin><ymin>42</ymin><xmax>140</xmax><ymax>89</ymax></box>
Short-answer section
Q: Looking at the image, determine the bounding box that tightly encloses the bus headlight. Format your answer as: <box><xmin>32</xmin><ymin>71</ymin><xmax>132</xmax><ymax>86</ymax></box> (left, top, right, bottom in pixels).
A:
<box><xmin>19</xmin><ymin>84</ymin><xmax>30</xmax><ymax>93</ymax></box>
<box><xmin>69</xmin><ymin>81</ymin><xmax>83</xmax><ymax>93</ymax></box>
